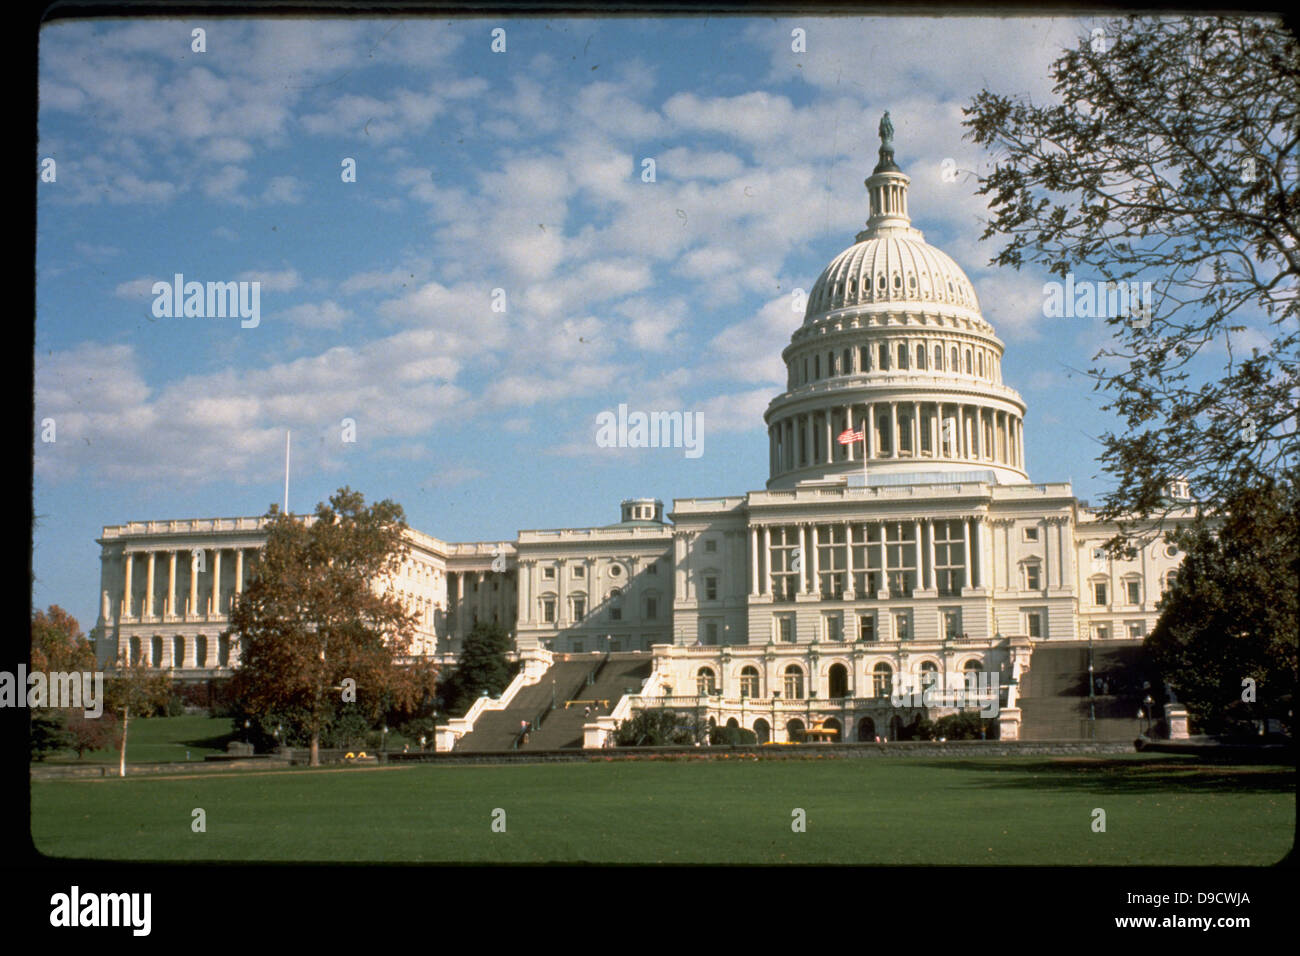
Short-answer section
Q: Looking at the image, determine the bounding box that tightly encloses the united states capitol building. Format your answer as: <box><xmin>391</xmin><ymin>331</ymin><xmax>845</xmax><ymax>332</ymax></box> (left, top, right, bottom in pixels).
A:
<box><xmin>93</xmin><ymin>121</ymin><xmax>1192</xmax><ymax>747</ymax></box>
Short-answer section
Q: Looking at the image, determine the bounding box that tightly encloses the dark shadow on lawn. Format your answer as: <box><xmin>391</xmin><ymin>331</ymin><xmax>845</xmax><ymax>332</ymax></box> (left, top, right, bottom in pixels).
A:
<box><xmin>906</xmin><ymin>757</ymin><xmax>1297</xmax><ymax>795</ymax></box>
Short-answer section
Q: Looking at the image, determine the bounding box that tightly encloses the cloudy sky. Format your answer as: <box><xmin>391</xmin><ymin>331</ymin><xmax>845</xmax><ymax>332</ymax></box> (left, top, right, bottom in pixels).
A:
<box><xmin>37</xmin><ymin>14</ymin><xmax>1188</xmax><ymax>629</ymax></box>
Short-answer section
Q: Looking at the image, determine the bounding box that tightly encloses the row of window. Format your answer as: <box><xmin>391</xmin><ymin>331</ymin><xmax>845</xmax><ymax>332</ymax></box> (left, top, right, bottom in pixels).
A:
<box><xmin>539</xmin><ymin>593</ymin><xmax>659</xmax><ymax>624</ymax></box>
<box><xmin>539</xmin><ymin>562</ymin><xmax>656</xmax><ymax>580</ymax></box>
<box><xmin>694</xmin><ymin>659</ymin><xmax>986</xmax><ymax>699</ymax></box>
<box><xmin>765</xmin><ymin>607</ymin><xmax>1047</xmax><ymax>642</ymax></box>
<box><xmin>789</xmin><ymin>341</ymin><xmax>999</xmax><ymax>388</ymax></box>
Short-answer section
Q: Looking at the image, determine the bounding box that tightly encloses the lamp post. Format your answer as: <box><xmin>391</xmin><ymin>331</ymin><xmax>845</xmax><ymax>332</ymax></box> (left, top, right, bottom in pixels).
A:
<box><xmin>382</xmin><ymin>724</ymin><xmax>388</xmax><ymax>755</ymax></box>
<box><xmin>1143</xmin><ymin>694</ymin><xmax>1154</xmax><ymax>737</ymax></box>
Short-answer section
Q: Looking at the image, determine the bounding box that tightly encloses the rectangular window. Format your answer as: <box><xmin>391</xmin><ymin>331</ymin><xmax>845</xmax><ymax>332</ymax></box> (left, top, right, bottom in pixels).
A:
<box><xmin>647</xmin><ymin>562</ymin><xmax>658</xmax><ymax>574</ymax></box>
<box><xmin>705</xmin><ymin>576</ymin><xmax>718</xmax><ymax>601</ymax></box>
<box><xmin>895</xmin><ymin>612</ymin><xmax>910</xmax><ymax>642</ymax></box>
<box><xmin>1025</xmin><ymin>564</ymin><xmax>1041</xmax><ymax>590</ymax></box>
<box><xmin>572</xmin><ymin>640</ymin><xmax>583</xmax><ymax>653</ymax></box>
<box><xmin>1094</xmin><ymin>624</ymin><xmax>1110</xmax><ymax>641</ymax></box>
<box><xmin>942</xmin><ymin>609</ymin><xmax>962</xmax><ymax>640</ymax></box>
<box><xmin>824</xmin><ymin>614</ymin><xmax>842</xmax><ymax>642</ymax></box>
<box><xmin>573</xmin><ymin>565</ymin><xmax>585</xmax><ymax>578</ymax></box>
<box><xmin>885</xmin><ymin>522</ymin><xmax>918</xmax><ymax>597</ymax></box>
<box><xmin>933</xmin><ymin>519</ymin><xmax>967</xmax><ymax>596</ymax></box>
<box><xmin>816</xmin><ymin>524</ymin><xmax>848</xmax><ymax>597</ymax></box>
<box><xmin>1127</xmin><ymin>621</ymin><xmax>1145</xmax><ymax>639</ymax></box>
<box><xmin>1026</xmin><ymin>610</ymin><xmax>1043</xmax><ymax>638</ymax></box>
<box><xmin>770</xmin><ymin>525</ymin><xmax>800</xmax><ymax>602</ymax></box>
<box><xmin>611</xmin><ymin>606</ymin><xmax>621</xmax><ymax>621</ymax></box>
<box><xmin>704</xmin><ymin>621</ymin><xmax>719</xmax><ymax>645</ymax></box>
<box><xmin>1094</xmin><ymin>581</ymin><xmax>1108</xmax><ymax>606</ymax></box>
<box><xmin>778</xmin><ymin>616</ymin><xmax>795</xmax><ymax>643</ymax></box>
<box><xmin>609</xmin><ymin>639</ymin><xmax>621</xmax><ymax>652</ymax></box>
<box><xmin>705</xmin><ymin>539</ymin><xmax>717</xmax><ymax>553</ymax></box>
<box><xmin>1126</xmin><ymin>581</ymin><xmax>1141</xmax><ymax>605</ymax></box>
<box><xmin>1023</xmin><ymin>526</ymin><xmax>1039</xmax><ymax>542</ymax></box>
<box><xmin>859</xmin><ymin>614</ymin><xmax>876</xmax><ymax>642</ymax></box>
<box><xmin>543</xmin><ymin>599</ymin><xmax>555</xmax><ymax>623</ymax></box>
<box><xmin>543</xmin><ymin>566</ymin><xmax>555</xmax><ymax>579</ymax></box>
<box><xmin>645</xmin><ymin>597</ymin><xmax>657</xmax><ymax>620</ymax></box>
<box><xmin>573</xmin><ymin>598</ymin><xmax>585</xmax><ymax>621</ymax></box>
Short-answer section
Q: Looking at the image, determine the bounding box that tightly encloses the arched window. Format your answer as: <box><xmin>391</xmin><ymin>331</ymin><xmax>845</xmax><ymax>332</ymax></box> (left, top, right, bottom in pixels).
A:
<box><xmin>739</xmin><ymin>665</ymin><xmax>760</xmax><ymax>698</ymax></box>
<box><xmin>963</xmin><ymin>659</ymin><xmax>982</xmax><ymax>691</ymax></box>
<box><xmin>978</xmin><ymin>352</ymin><xmax>984</xmax><ymax>377</ymax></box>
<box><xmin>860</xmin><ymin>346</ymin><xmax>871</xmax><ymax>371</ymax></box>
<box><xmin>843</xmin><ymin>348</ymin><xmax>851</xmax><ymax>374</ymax></box>
<box><xmin>784</xmin><ymin>664</ymin><xmax>804</xmax><ymax>699</ymax></box>
<box><xmin>872</xmin><ymin>662</ymin><xmax>893</xmax><ymax>697</ymax></box>
<box><xmin>1162</xmin><ymin>570</ymin><xmax>1178</xmax><ymax>595</ymax></box>
<box><xmin>934</xmin><ymin>345</ymin><xmax>943</xmax><ymax>369</ymax></box>
<box><xmin>697</xmin><ymin>667</ymin><xmax>717</xmax><ymax>696</ymax></box>
<box><xmin>879</xmin><ymin>342</ymin><xmax>889</xmax><ymax>370</ymax></box>
<box><xmin>965</xmin><ymin>349</ymin><xmax>973</xmax><ymax>374</ymax></box>
<box><xmin>920</xmin><ymin>660</ymin><xmax>939</xmax><ymax>689</ymax></box>
<box><xmin>898</xmin><ymin>344</ymin><xmax>909</xmax><ymax>369</ymax></box>
<box><xmin>916</xmin><ymin>345</ymin><xmax>926</xmax><ymax>369</ymax></box>
<box><xmin>951</xmin><ymin>346</ymin><xmax>959</xmax><ymax>370</ymax></box>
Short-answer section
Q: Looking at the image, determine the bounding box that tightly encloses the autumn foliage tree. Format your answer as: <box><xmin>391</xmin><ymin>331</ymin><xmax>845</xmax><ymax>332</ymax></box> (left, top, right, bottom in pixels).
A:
<box><xmin>226</xmin><ymin>488</ymin><xmax>438</xmax><ymax>766</ymax></box>
<box><xmin>28</xmin><ymin>606</ymin><xmax>99</xmax><ymax>760</ymax></box>
<box><xmin>105</xmin><ymin>654</ymin><xmax>172</xmax><ymax>776</ymax></box>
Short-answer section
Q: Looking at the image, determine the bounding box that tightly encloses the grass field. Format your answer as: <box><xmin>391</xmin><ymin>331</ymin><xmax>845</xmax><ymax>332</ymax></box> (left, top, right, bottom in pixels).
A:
<box><xmin>31</xmin><ymin>755</ymin><xmax>1295</xmax><ymax>864</ymax></box>
<box><xmin>41</xmin><ymin>715</ymin><xmax>236</xmax><ymax>764</ymax></box>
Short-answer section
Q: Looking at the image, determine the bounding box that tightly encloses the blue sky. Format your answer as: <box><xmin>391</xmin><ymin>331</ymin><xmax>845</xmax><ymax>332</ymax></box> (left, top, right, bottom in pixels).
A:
<box><xmin>35</xmin><ymin>15</ymin><xmax>1241</xmax><ymax>631</ymax></box>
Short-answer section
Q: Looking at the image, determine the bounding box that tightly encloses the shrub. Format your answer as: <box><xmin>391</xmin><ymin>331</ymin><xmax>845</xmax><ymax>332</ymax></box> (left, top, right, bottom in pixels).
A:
<box><xmin>709</xmin><ymin>725</ymin><xmax>757</xmax><ymax>746</ymax></box>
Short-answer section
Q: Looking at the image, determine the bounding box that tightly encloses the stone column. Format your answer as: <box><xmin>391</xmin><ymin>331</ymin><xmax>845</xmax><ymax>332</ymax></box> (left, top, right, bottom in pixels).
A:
<box><xmin>234</xmin><ymin>548</ymin><xmax>244</xmax><ymax>598</ymax></box>
<box><xmin>927</xmin><ymin>518</ymin><xmax>937</xmax><ymax>590</ymax></box>
<box><xmin>865</xmin><ymin>402</ymin><xmax>874</xmax><ymax>459</ymax></box>
<box><xmin>145</xmin><ymin>551</ymin><xmax>156</xmax><ymax>619</ymax></box>
<box><xmin>845</xmin><ymin>521</ymin><xmax>856</xmax><ymax>597</ymax></box>
<box><xmin>890</xmin><ymin>401</ymin><xmax>899</xmax><ymax>458</ymax></box>
<box><xmin>189</xmin><ymin>550</ymin><xmax>200</xmax><ymax>618</ymax></box>
<box><xmin>167</xmin><ymin>551</ymin><xmax>177</xmax><ymax>617</ymax></box>
<box><xmin>970</xmin><ymin>518</ymin><xmax>983</xmax><ymax>588</ymax></box>
<box><xmin>764</xmin><ymin>526</ymin><xmax>773</xmax><ymax>595</ymax></box>
<box><xmin>123</xmin><ymin>551</ymin><xmax>134</xmax><ymax>618</ymax></box>
<box><xmin>810</xmin><ymin>524</ymin><xmax>820</xmax><ymax>596</ymax></box>
<box><xmin>750</xmin><ymin>528</ymin><xmax>760</xmax><ymax>596</ymax></box>
<box><xmin>914</xmin><ymin>519</ymin><xmax>923</xmax><ymax>591</ymax></box>
<box><xmin>212</xmin><ymin>548</ymin><xmax>222</xmax><ymax>616</ymax></box>
<box><xmin>960</xmin><ymin>522</ymin><xmax>970</xmax><ymax>592</ymax></box>
<box><xmin>824</xmin><ymin>412</ymin><xmax>832</xmax><ymax>464</ymax></box>
<box><xmin>798</xmin><ymin>524</ymin><xmax>809</xmax><ymax>594</ymax></box>
<box><xmin>878</xmin><ymin>524</ymin><xmax>887</xmax><ymax>596</ymax></box>
<box><xmin>912</xmin><ymin>401</ymin><xmax>921</xmax><ymax>457</ymax></box>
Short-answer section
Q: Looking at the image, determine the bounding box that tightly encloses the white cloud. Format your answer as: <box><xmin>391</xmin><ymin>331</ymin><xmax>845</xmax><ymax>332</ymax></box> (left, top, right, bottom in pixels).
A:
<box><xmin>279</xmin><ymin>300</ymin><xmax>349</xmax><ymax>329</ymax></box>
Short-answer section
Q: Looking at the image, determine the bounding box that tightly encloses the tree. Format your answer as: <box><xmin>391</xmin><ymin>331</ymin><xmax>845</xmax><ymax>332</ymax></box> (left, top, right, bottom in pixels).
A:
<box><xmin>438</xmin><ymin>621</ymin><xmax>514</xmax><ymax>716</ymax></box>
<box><xmin>31</xmin><ymin>605</ymin><xmax>96</xmax><ymax>675</ymax></box>
<box><xmin>67</xmin><ymin>711</ymin><xmax>118</xmax><ymax>759</ymax></box>
<box><xmin>1145</xmin><ymin>479</ymin><xmax>1298</xmax><ymax>735</ymax></box>
<box><xmin>28</xmin><ymin>606</ymin><xmax>99</xmax><ymax>761</ymax></box>
<box><xmin>29</xmin><ymin>711</ymin><xmax>73</xmax><ymax>761</ymax></box>
<box><xmin>105</xmin><ymin>653</ymin><xmax>172</xmax><ymax>776</ymax></box>
<box><xmin>226</xmin><ymin>488</ymin><xmax>438</xmax><ymax>766</ymax></box>
<box><xmin>963</xmin><ymin>16</ymin><xmax>1299</xmax><ymax>537</ymax></box>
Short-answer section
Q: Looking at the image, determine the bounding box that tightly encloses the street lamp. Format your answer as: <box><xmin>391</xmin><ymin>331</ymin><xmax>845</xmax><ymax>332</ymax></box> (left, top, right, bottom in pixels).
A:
<box><xmin>1088</xmin><ymin>629</ymin><xmax>1096</xmax><ymax>740</ymax></box>
<box><xmin>1143</xmin><ymin>695</ymin><xmax>1154</xmax><ymax>737</ymax></box>
<box><xmin>382</xmin><ymin>724</ymin><xmax>388</xmax><ymax>754</ymax></box>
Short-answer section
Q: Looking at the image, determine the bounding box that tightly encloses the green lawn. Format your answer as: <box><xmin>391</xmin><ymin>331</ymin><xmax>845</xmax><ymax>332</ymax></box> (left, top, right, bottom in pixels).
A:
<box><xmin>42</xmin><ymin>715</ymin><xmax>235</xmax><ymax>764</ymax></box>
<box><xmin>30</xmin><ymin>755</ymin><xmax>1295</xmax><ymax>864</ymax></box>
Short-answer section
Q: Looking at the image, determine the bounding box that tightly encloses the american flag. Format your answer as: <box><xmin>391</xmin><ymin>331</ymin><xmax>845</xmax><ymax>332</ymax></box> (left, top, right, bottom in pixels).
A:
<box><xmin>837</xmin><ymin>428</ymin><xmax>864</xmax><ymax>445</ymax></box>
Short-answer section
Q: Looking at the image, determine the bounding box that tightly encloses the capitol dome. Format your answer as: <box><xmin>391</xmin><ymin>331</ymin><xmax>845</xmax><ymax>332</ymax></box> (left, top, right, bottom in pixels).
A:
<box><xmin>764</xmin><ymin>113</ymin><xmax>1029</xmax><ymax>490</ymax></box>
